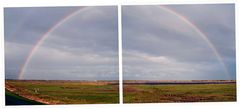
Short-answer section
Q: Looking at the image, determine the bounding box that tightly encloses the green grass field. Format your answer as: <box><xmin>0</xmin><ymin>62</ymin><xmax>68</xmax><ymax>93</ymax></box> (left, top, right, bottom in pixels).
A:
<box><xmin>6</xmin><ymin>80</ymin><xmax>119</xmax><ymax>104</ymax></box>
<box><xmin>124</xmin><ymin>84</ymin><xmax>236</xmax><ymax>103</ymax></box>
<box><xmin>6</xmin><ymin>80</ymin><xmax>236</xmax><ymax>104</ymax></box>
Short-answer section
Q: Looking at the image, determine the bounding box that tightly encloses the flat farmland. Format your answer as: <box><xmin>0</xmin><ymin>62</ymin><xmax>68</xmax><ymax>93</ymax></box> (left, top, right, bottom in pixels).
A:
<box><xmin>6</xmin><ymin>80</ymin><xmax>119</xmax><ymax>104</ymax></box>
<box><xmin>123</xmin><ymin>80</ymin><xmax>236</xmax><ymax>103</ymax></box>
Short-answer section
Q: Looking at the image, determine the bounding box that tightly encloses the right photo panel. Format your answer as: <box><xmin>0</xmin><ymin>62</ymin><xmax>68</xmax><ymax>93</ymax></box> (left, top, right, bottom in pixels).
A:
<box><xmin>122</xmin><ymin>4</ymin><xmax>236</xmax><ymax>103</ymax></box>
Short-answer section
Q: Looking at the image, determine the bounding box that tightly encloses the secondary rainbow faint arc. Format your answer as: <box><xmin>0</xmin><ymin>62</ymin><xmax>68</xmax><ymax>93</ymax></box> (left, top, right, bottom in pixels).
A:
<box><xmin>158</xmin><ymin>5</ymin><xmax>230</xmax><ymax>78</ymax></box>
<box><xmin>18</xmin><ymin>6</ymin><xmax>230</xmax><ymax>79</ymax></box>
<box><xmin>18</xmin><ymin>7</ymin><xmax>90</xmax><ymax>79</ymax></box>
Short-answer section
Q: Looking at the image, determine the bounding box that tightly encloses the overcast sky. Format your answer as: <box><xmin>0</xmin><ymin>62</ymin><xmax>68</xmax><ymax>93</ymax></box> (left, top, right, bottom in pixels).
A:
<box><xmin>5</xmin><ymin>4</ymin><xmax>236</xmax><ymax>80</ymax></box>
<box><xmin>122</xmin><ymin>4</ymin><xmax>235</xmax><ymax>80</ymax></box>
<box><xmin>5</xmin><ymin>6</ymin><xmax>118</xmax><ymax>80</ymax></box>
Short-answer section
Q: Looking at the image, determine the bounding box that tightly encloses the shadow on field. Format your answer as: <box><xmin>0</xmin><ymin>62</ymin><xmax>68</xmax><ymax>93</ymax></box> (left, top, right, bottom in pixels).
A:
<box><xmin>5</xmin><ymin>89</ymin><xmax>44</xmax><ymax>105</ymax></box>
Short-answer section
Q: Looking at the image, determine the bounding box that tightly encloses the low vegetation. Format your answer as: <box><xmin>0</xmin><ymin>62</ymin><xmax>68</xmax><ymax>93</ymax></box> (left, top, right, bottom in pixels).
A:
<box><xmin>6</xmin><ymin>80</ymin><xmax>119</xmax><ymax>104</ymax></box>
<box><xmin>6</xmin><ymin>80</ymin><xmax>235</xmax><ymax>104</ymax></box>
<box><xmin>124</xmin><ymin>83</ymin><xmax>236</xmax><ymax>103</ymax></box>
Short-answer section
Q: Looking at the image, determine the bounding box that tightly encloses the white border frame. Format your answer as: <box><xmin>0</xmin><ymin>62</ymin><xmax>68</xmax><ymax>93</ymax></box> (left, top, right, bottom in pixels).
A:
<box><xmin>0</xmin><ymin>0</ymin><xmax>239</xmax><ymax>109</ymax></box>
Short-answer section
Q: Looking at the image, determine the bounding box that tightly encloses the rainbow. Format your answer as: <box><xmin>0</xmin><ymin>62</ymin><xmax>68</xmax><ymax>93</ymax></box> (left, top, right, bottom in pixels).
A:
<box><xmin>158</xmin><ymin>6</ymin><xmax>230</xmax><ymax>78</ymax></box>
<box><xmin>17</xmin><ymin>6</ymin><xmax>230</xmax><ymax>79</ymax></box>
<box><xmin>18</xmin><ymin>7</ymin><xmax>90</xmax><ymax>79</ymax></box>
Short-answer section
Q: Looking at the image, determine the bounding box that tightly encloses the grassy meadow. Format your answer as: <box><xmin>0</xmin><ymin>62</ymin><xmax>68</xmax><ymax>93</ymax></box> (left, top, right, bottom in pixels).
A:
<box><xmin>6</xmin><ymin>80</ymin><xmax>119</xmax><ymax>104</ymax></box>
<box><xmin>124</xmin><ymin>83</ymin><xmax>236</xmax><ymax>103</ymax></box>
<box><xmin>5</xmin><ymin>80</ymin><xmax>236</xmax><ymax>104</ymax></box>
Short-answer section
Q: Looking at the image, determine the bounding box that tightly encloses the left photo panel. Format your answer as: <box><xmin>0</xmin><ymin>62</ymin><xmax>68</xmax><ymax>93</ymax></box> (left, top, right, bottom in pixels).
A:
<box><xmin>4</xmin><ymin>6</ymin><xmax>119</xmax><ymax>105</ymax></box>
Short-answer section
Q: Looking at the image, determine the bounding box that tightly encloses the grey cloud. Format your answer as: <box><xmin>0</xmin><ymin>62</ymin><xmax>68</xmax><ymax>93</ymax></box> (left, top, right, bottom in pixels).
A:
<box><xmin>5</xmin><ymin>7</ymin><xmax>79</xmax><ymax>45</ymax></box>
<box><xmin>122</xmin><ymin>4</ymin><xmax>235</xmax><ymax>80</ymax></box>
<box><xmin>169</xmin><ymin>4</ymin><xmax>235</xmax><ymax>59</ymax></box>
<box><xmin>5</xmin><ymin>6</ymin><xmax>118</xmax><ymax>80</ymax></box>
